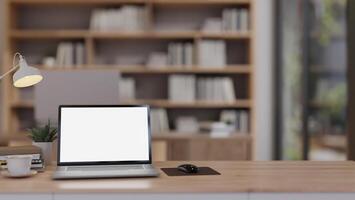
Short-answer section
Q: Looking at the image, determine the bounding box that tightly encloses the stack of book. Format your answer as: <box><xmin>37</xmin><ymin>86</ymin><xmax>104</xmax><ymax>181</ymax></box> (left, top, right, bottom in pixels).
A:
<box><xmin>55</xmin><ymin>42</ymin><xmax>85</xmax><ymax>67</ymax></box>
<box><xmin>118</xmin><ymin>78</ymin><xmax>136</xmax><ymax>101</ymax></box>
<box><xmin>146</xmin><ymin>52</ymin><xmax>169</xmax><ymax>69</ymax></box>
<box><xmin>197</xmin><ymin>40</ymin><xmax>226</xmax><ymax>68</ymax></box>
<box><xmin>150</xmin><ymin>108</ymin><xmax>170</xmax><ymax>134</ymax></box>
<box><xmin>0</xmin><ymin>145</ymin><xmax>45</xmax><ymax>171</ymax></box>
<box><xmin>90</xmin><ymin>6</ymin><xmax>146</xmax><ymax>31</ymax></box>
<box><xmin>167</xmin><ymin>42</ymin><xmax>194</xmax><ymax>67</ymax></box>
<box><xmin>168</xmin><ymin>75</ymin><xmax>196</xmax><ymax>102</ymax></box>
<box><xmin>222</xmin><ymin>8</ymin><xmax>249</xmax><ymax>32</ymax></box>
<box><xmin>201</xmin><ymin>18</ymin><xmax>223</xmax><ymax>32</ymax></box>
<box><xmin>220</xmin><ymin>110</ymin><xmax>249</xmax><ymax>134</ymax></box>
<box><xmin>175</xmin><ymin>116</ymin><xmax>199</xmax><ymax>133</ymax></box>
<box><xmin>197</xmin><ymin>77</ymin><xmax>236</xmax><ymax>102</ymax></box>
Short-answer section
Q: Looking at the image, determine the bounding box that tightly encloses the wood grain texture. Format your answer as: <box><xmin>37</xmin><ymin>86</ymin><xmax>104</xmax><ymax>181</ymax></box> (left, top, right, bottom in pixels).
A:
<box><xmin>1</xmin><ymin>161</ymin><xmax>355</xmax><ymax>193</ymax></box>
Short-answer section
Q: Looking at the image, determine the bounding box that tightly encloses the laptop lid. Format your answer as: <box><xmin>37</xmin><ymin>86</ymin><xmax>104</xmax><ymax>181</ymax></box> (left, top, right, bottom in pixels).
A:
<box><xmin>57</xmin><ymin>105</ymin><xmax>152</xmax><ymax>166</ymax></box>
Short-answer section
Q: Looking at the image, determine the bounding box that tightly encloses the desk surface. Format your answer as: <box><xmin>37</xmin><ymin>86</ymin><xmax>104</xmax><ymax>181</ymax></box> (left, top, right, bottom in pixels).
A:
<box><xmin>1</xmin><ymin>161</ymin><xmax>355</xmax><ymax>193</ymax></box>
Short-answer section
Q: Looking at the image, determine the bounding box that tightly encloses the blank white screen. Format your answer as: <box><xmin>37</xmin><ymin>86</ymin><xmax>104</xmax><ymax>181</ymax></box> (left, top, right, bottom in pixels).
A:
<box><xmin>59</xmin><ymin>107</ymin><xmax>150</xmax><ymax>163</ymax></box>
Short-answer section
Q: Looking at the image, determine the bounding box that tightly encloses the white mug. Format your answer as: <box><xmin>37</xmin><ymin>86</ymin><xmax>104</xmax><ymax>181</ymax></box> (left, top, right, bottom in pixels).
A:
<box><xmin>6</xmin><ymin>155</ymin><xmax>32</xmax><ymax>176</ymax></box>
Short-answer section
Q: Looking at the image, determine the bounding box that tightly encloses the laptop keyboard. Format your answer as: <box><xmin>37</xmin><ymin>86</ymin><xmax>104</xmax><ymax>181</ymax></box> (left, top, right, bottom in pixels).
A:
<box><xmin>67</xmin><ymin>165</ymin><xmax>145</xmax><ymax>171</ymax></box>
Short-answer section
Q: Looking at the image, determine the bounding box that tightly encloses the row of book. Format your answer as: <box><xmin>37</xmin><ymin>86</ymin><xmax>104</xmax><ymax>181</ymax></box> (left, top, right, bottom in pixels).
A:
<box><xmin>167</xmin><ymin>43</ymin><xmax>194</xmax><ymax>66</ymax></box>
<box><xmin>220</xmin><ymin>110</ymin><xmax>249</xmax><ymax>134</ymax></box>
<box><xmin>150</xmin><ymin>108</ymin><xmax>170</xmax><ymax>134</ymax></box>
<box><xmin>201</xmin><ymin>8</ymin><xmax>249</xmax><ymax>32</ymax></box>
<box><xmin>90</xmin><ymin>6</ymin><xmax>146</xmax><ymax>31</ymax></box>
<box><xmin>222</xmin><ymin>8</ymin><xmax>250</xmax><ymax>32</ymax></box>
<box><xmin>54</xmin><ymin>42</ymin><xmax>85</xmax><ymax>67</ymax></box>
<box><xmin>118</xmin><ymin>78</ymin><xmax>136</xmax><ymax>101</ymax></box>
<box><xmin>168</xmin><ymin>75</ymin><xmax>236</xmax><ymax>103</ymax></box>
<box><xmin>197</xmin><ymin>40</ymin><xmax>226</xmax><ymax>68</ymax></box>
<box><xmin>0</xmin><ymin>146</ymin><xmax>45</xmax><ymax>171</ymax></box>
<box><xmin>197</xmin><ymin>77</ymin><xmax>236</xmax><ymax>102</ymax></box>
<box><xmin>168</xmin><ymin>75</ymin><xmax>196</xmax><ymax>102</ymax></box>
<box><xmin>149</xmin><ymin>109</ymin><xmax>249</xmax><ymax>135</ymax></box>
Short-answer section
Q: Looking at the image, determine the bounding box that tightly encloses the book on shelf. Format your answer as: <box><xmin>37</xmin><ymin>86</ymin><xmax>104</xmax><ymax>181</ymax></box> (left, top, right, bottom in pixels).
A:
<box><xmin>168</xmin><ymin>75</ymin><xmax>196</xmax><ymax>102</ymax></box>
<box><xmin>0</xmin><ymin>145</ymin><xmax>41</xmax><ymax>159</ymax></box>
<box><xmin>90</xmin><ymin>6</ymin><xmax>146</xmax><ymax>31</ymax></box>
<box><xmin>118</xmin><ymin>77</ymin><xmax>136</xmax><ymax>101</ymax></box>
<box><xmin>55</xmin><ymin>42</ymin><xmax>85</xmax><ymax>68</ymax></box>
<box><xmin>0</xmin><ymin>159</ymin><xmax>45</xmax><ymax>171</ymax></box>
<box><xmin>197</xmin><ymin>40</ymin><xmax>226</xmax><ymax>68</ymax></box>
<box><xmin>146</xmin><ymin>52</ymin><xmax>169</xmax><ymax>68</ymax></box>
<box><xmin>175</xmin><ymin>116</ymin><xmax>199</xmax><ymax>133</ymax></box>
<box><xmin>196</xmin><ymin>77</ymin><xmax>236</xmax><ymax>102</ymax></box>
<box><xmin>201</xmin><ymin>18</ymin><xmax>223</xmax><ymax>32</ymax></box>
<box><xmin>150</xmin><ymin>108</ymin><xmax>170</xmax><ymax>134</ymax></box>
<box><xmin>222</xmin><ymin>8</ymin><xmax>249</xmax><ymax>32</ymax></box>
<box><xmin>167</xmin><ymin>42</ymin><xmax>194</xmax><ymax>68</ymax></box>
<box><xmin>220</xmin><ymin>110</ymin><xmax>249</xmax><ymax>134</ymax></box>
<box><xmin>0</xmin><ymin>145</ymin><xmax>45</xmax><ymax>170</ymax></box>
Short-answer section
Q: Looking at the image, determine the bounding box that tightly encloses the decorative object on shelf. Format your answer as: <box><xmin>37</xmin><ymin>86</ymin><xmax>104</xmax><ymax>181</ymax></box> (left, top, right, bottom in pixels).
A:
<box><xmin>28</xmin><ymin>120</ymin><xmax>57</xmax><ymax>165</ymax></box>
<box><xmin>0</xmin><ymin>52</ymin><xmax>43</xmax><ymax>88</ymax></box>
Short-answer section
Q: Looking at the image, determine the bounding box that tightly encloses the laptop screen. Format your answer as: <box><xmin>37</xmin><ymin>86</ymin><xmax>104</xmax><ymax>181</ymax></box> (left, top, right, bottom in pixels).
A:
<box><xmin>58</xmin><ymin>106</ymin><xmax>151</xmax><ymax>165</ymax></box>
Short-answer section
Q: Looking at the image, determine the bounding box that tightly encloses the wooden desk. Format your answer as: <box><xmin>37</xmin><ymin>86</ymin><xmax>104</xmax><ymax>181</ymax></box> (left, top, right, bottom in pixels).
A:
<box><xmin>1</xmin><ymin>161</ymin><xmax>355</xmax><ymax>200</ymax></box>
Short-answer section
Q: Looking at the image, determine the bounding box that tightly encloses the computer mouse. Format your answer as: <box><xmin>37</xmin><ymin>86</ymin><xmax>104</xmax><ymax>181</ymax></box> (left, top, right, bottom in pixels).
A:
<box><xmin>177</xmin><ymin>164</ymin><xmax>199</xmax><ymax>174</ymax></box>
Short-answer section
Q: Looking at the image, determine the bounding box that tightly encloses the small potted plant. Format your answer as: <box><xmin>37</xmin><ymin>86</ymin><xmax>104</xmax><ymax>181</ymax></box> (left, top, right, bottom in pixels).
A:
<box><xmin>28</xmin><ymin>120</ymin><xmax>57</xmax><ymax>165</ymax></box>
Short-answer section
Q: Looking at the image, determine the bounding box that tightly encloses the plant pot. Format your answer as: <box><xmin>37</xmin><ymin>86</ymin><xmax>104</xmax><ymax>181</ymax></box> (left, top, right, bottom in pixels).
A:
<box><xmin>32</xmin><ymin>142</ymin><xmax>52</xmax><ymax>165</ymax></box>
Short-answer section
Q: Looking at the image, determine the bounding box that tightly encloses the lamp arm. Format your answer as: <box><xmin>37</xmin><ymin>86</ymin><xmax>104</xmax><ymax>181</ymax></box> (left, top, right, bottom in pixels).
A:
<box><xmin>0</xmin><ymin>65</ymin><xmax>19</xmax><ymax>80</ymax></box>
<box><xmin>0</xmin><ymin>52</ymin><xmax>22</xmax><ymax>81</ymax></box>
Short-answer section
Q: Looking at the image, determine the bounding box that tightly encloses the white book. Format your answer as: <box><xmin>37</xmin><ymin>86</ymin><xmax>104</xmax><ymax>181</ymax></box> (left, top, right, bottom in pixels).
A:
<box><xmin>168</xmin><ymin>75</ymin><xmax>175</xmax><ymax>100</ymax></box>
<box><xmin>90</xmin><ymin>10</ymin><xmax>98</xmax><ymax>30</ymax></box>
<box><xmin>146</xmin><ymin>52</ymin><xmax>168</xmax><ymax>68</ymax></box>
<box><xmin>167</xmin><ymin>43</ymin><xmax>174</xmax><ymax>66</ymax></box>
<box><xmin>66</xmin><ymin>43</ymin><xmax>74</xmax><ymax>67</ymax></box>
<box><xmin>176</xmin><ymin>43</ymin><xmax>183</xmax><ymax>66</ymax></box>
<box><xmin>239</xmin><ymin>111</ymin><xmax>249</xmax><ymax>133</ymax></box>
<box><xmin>55</xmin><ymin>43</ymin><xmax>63</xmax><ymax>66</ymax></box>
<box><xmin>220</xmin><ymin>41</ymin><xmax>226</xmax><ymax>67</ymax></box>
<box><xmin>240</xmin><ymin>9</ymin><xmax>249</xmax><ymax>32</ymax></box>
<box><xmin>205</xmin><ymin>78</ymin><xmax>212</xmax><ymax>101</ymax></box>
<box><xmin>184</xmin><ymin>43</ymin><xmax>193</xmax><ymax>66</ymax></box>
<box><xmin>202</xmin><ymin>18</ymin><xmax>222</xmax><ymax>32</ymax></box>
<box><xmin>75</xmin><ymin>43</ymin><xmax>85</xmax><ymax>66</ymax></box>
<box><xmin>222</xmin><ymin>9</ymin><xmax>229</xmax><ymax>31</ymax></box>
<box><xmin>231</xmin><ymin>9</ymin><xmax>238</xmax><ymax>31</ymax></box>
<box><xmin>118</xmin><ymin>78</ymin><xmax>136</xmax><ymax>101</ymax></box>
<box><xmin>0</xmin><ymin>154</ymin><xmax>41</xmax><ymax>161</ymax></box>
<box><xmin>220</xmin><ymin>78</ymin><xmax>235</xmax><ymax>102</ymax></box>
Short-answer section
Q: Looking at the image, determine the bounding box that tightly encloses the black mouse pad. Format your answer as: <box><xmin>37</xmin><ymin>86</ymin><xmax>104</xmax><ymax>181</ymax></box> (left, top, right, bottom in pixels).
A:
<box><xmin>161</xmin><ymin>167</ymin><xmax>221</xmax><ymax>176</ymax></box>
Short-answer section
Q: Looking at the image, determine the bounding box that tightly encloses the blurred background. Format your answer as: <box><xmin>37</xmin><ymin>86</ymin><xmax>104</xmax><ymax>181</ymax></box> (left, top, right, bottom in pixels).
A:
<box><xmin>0</xmin><ymin>0</ymin><xmax>351</xmax><ymax>161</ymax></box>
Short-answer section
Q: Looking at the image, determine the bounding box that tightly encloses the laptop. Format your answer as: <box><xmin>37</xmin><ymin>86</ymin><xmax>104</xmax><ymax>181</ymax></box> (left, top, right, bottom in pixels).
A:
<box><xmin>52</xmin><ymin>105</ymin><xmax>159</xmax><ymax>179</ymax></box>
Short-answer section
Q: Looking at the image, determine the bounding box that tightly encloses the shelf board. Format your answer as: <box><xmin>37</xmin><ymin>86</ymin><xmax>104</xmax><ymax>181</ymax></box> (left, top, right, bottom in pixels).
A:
<box><xmin>38</xmin><ymin>65</ymin><xmax>251</xmax><ymax>74</ymax></box>
<box><xmin>117</xmin><ymin>66</ymin><xmax>251</xmax><ymax>74</ymax></box>
<box><xmin>152</xmin><ymin>0</ymin><xmax>250</xmax><ymax>5</ymax></box>
<box><xmin>123</xmin><ymin>99</ymin><xmax>251</xmax><ymax>108</ymax></box>
<box><xmin>10</xmin><ymin>99</ymin><xmax>251</xmax><ymax>109</ymax></box>
<box><xmin>10</xmin><ymin>30</ymin><xmax>251</xmax><ymax>40</ymax></box>
<box><xmin>10</xmin><ymin>30</ymin><xmax>88</xmax><ymax>39</ymax></box>
<box><xmin>10</xmin><ymin>0</ymin><xmax>148</xmax><ymax>5</ymax></box>
<box><xmin>10</xmin><ymin>0</ymin><xmax>250</xmax><ymax>5</ymax></box>
<box><xmin>153</xmin><ymin>132</ymin><xmax>251</xmax><ymax>140</ymax></box>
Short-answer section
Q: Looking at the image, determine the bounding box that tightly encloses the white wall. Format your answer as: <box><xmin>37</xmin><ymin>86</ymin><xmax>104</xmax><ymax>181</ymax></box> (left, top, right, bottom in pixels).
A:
<box><xmin>254</xmin><ymin>0</ymin><xmax>274</xmax><ymax>160</ymax></box>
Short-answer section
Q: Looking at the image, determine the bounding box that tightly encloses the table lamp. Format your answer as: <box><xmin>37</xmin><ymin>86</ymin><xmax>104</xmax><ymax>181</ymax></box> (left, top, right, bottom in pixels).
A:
<box><xmin>0</xmin><ymin>52</ymin><xmax>43</xmax><ymax>88</ymax></box>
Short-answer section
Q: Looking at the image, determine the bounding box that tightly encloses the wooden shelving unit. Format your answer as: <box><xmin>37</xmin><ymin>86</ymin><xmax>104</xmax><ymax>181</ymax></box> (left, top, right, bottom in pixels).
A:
<box><xmin>2</xmin><ymin>0</ymin><xmax>255</xmax><ymax>161</ymax></box>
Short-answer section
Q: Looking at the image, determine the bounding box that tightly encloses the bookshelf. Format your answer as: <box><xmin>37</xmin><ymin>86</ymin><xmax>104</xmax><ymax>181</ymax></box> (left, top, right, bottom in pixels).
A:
<box><xmin>2</xmin><ymin>0</ymin><xmax>255</xmax><ymax>160</ymax></box>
